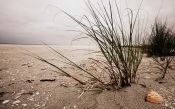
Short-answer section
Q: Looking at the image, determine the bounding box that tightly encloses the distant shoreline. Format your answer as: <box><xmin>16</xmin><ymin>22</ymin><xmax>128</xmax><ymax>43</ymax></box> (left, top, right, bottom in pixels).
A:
<box><xmin>0</xmin><ymin>44</ymin><xmax>98</xmax><ymax>48</ymax></box>
<box><xmin>0</xmin><ymin>43</ymin><xmax>68</xmax><ymax>45</ymax></box>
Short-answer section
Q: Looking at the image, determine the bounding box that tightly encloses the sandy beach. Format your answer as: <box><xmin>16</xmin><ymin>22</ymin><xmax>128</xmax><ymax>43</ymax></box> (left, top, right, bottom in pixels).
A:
<box><xmin>0</xmin><ymin>44</ymin><xmax>175</xmax><ymax>109</ymax></box>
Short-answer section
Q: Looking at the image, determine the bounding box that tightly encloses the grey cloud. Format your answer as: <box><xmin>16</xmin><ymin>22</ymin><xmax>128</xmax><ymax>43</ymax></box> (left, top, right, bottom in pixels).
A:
<box><xmin>0</xmin><ymin>0</ymin><xmax>175</xmax><ymax>45</ymax></box>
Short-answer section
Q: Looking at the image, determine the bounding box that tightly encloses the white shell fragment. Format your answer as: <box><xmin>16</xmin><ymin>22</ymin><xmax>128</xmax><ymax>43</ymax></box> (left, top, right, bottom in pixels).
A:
<box><xmin>22</xmin><ymin>104</ymin><xmax>27</xmax><ymax>106</ymax></box>
<box><xmin>2</xmin><ymin>100</ymin><xmax>10</xmax><ymax>104</ymax></box>
<box><xmin>146</xmin><ymin>91</ymin><xmax>164</xmax><ymax>104</ymax></box>
<box><xmin>144</xmin><ymin>77</ymin><xmax>151</xmax><ymax>79</ymax></box>
<box><xmin>12</xmin><ymin>100</ymin><xmax>21</xmax><ymax>105</ymax></box>
<box><xmin>15</xmin><ymin>95</ymin><xmax>21</xmax><ymax>99</ymax></box>
<box><xmin>36</xmin><ymin>91</ymin><xmax>39</xmax><ymax>95</ymax></box>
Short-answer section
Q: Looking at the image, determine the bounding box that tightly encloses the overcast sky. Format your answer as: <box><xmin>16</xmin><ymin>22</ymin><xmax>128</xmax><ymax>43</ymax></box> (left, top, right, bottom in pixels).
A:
<box><xmin>0</xmin><ymin>0</ymin><xmax>175</xmax><ymax>45</ymax></box>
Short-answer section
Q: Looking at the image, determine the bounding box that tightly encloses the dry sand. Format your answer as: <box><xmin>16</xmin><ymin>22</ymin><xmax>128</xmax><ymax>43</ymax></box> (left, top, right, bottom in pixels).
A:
<box><xmin>0</xmin><ymin>44</ymin><xmax>175</xmax><ymax>109</ymax></box>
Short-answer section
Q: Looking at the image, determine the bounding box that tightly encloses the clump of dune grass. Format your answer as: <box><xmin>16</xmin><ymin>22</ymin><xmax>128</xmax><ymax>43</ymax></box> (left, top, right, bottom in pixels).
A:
<box><xmin>147</xmin><ymin>20</ymin><xmax>175</xmax><ymax>57</ymax></box>
<box><xmin>145</xmin><ymin>20</ymin><xmax>175</xmax><ymax>79</ymax></box>
<box><xmin>153</xmin><ymin>56</ymin><xmax>175</xmax><ymax>80</ymax></box>
<box><xmin>29</xmin><ymin>0</ymin><xmax>145</xmax><ymax>91</ymax></box>
<box><xmin>61</xmin><ymin>0</ymin><xmax>145</xmax><ymax>88</ymax></box>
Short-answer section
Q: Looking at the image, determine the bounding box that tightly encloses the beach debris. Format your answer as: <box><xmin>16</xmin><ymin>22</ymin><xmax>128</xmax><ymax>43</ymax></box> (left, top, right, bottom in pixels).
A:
<box><xmin>22</xmin><ymin>63</ymin><xmax>29</xmax><ymax>66</ymax></box>
<box><xmin>78</xmin><ymin>91</ymin><xmax>85</xmax><ymax>98</ymax></box>
<box><xmin>158</xmin><ymin>81</ymin><xmax>167</xmax><ymax>84</ymax></box>
<box><xmin>23</xmin><ymin>91</ymin><xmax>36</xmax><ymax>95</ymax></box>
<box><xmin>139</xmin><ymin>84</ymin><xmax>146</xmax><ymax>88</ymax></box>
<box><xmin>14</xmin><ymin>90</ymin><xmax>36</xmax><ymax>100</ymax></box>
<box><xmin>22</xmin><ymin>62</ymin><xmax>34</xmax><ymax>67</ymax></box>
<box><xmin>155</xmin><ymin>77</ymin><xmax>167</xmax><ymax>83</ymax></box>
<box><xmin>40</xmin><ymin>79</ymin><xmax>56</xmax><ymax>82</ymax></box>
<box><xmin>60</xmin><ymin>82</ymin><xmax>68</xmax><ymax>87</ymax></box>
<box><xmin>41</xmin><ymin>68</ymin><xmax>46</xmax><ymax>70</ymax></box>
<box><xmin>26</xmin><ymin>79</ymin><xmax>34</xmax><ymax>83</ymax></box>
<box><xmin>2</xmin><ymin>100</ymin><xmax>10</xmax><ymax>104</ymax></box>
<box><xmin>146</xmin><ymin>91</ymin><xmax>164</xmax><ymax>104</ymax></box>
<box><xmin>12</xmin><ymin>100</ymin><xmax>21</xmax><ymax>105</ymax></box>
